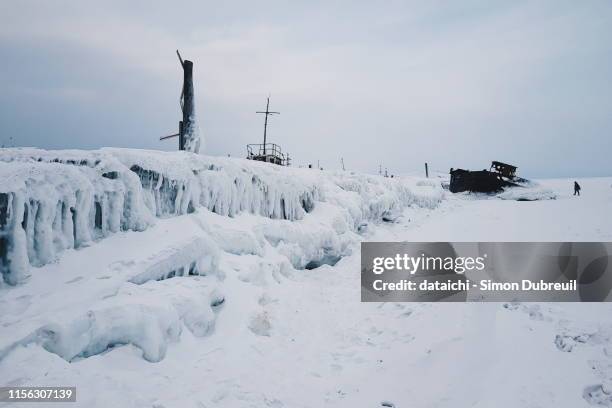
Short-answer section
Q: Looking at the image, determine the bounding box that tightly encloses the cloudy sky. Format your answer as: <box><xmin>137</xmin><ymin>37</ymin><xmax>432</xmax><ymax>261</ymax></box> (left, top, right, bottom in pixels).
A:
<box><xmin>1</xmin><ymin>0</ymin><xmax>611</xmax><ymax>177</ymax></box>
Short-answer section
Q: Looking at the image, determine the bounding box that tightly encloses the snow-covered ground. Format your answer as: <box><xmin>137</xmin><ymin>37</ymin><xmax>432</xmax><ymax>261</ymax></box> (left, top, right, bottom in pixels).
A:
<box><xmin>1</xmin><ymin>149</ymin><xmax>611</xmax><ymax>407</ymax></box>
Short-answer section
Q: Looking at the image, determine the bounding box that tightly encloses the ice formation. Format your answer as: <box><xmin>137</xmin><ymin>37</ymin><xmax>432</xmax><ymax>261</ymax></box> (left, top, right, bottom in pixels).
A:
<box><xmin>0</xmin><ymin>151</ymin><xmax>154</xmax><ymax>285</ymax></box>
<box><xmin>128</xmin><ymin>235</ymin><xmax>219</xmax><ymax>285</ymax></box>
<box><xmin>0</xmin><ymin>276</ymin><xmax>224</xmax><ymax>363</ymax></box>
<box><xmin>182</xmin><ymin>114</ymin><xmax>202</xmax><ymax>154</ymax></box>
<box><xmin>0</xmin><ymin>148</ymin><xmax>443</xmax><ymax>285</ymax></box>
<box><xmin>37</xmin><ymin>303</ymin><xmax>182</xmax><ymax>363</ymax></box>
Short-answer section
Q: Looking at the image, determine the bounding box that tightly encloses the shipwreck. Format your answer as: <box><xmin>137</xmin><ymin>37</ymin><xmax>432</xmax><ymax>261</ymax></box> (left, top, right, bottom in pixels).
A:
<box><xmin>449</xmin><ymin>161</ymin><xmax>528</xmax><ymax>193</ymax></box>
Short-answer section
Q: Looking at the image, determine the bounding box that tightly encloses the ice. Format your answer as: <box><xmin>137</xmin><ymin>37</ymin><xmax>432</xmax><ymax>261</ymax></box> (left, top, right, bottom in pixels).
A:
<box><xmin>0</xmin><ymin>151</ymin><xmax>155</xmax><ymax>284</ymax></box>
<box><xmin>182</xmin><ymin>113</ymin><xmax>202</xmax><ymax>154</ymax></box>
<box><xmin>37</xmin><ymin>303</ymin><xmax>182</xmax><ymax>363</ymax></box>
<box><xmin>0</xmin><ymin>156</ymin><xmax>611</xmax><ymax>406</ymax></box>
<box><xmin>0</xmin><ymin>148</ymin><xmax>443</xmax><ymax>284</ymax></box>
<box><xmin>498</xmin><ymin>185</ymin><xmax>557</xmax><ymax>201</ymax></box>
<box><xmin>128</xmin><ymin>235</ymin><xmax>219</xmax><ymax>285</ymax></box>
<box><xmin>108</xmin><ymin>148</ymin><xmax>322</xmax><ymax>220</ymax></box>
<box><xmin>0</xmin><ymin>274</ymin><xmax>223</xmax><ymax>363</ymax></box>
<box><xmin>255</xmin><ymin>202</ymin><xmax>356</xmax><ymax>270</ymax></box>
<box><xmin>209</xmin><ymin>227</ymin><xmax>264</xmax><ymax>256</ymax></box>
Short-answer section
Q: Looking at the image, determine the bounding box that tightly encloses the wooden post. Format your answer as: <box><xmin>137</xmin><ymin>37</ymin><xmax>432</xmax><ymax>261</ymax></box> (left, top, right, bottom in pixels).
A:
<box><xmin>159</xmin><ymin>51</ymin><xmax>199</xmax><ymax>152</ymax></box>
<box><xmin>178</xmin><ymin>121</ymin><xmax>184</xmax><ymax>151</ymax></box>
<box><xmin>0</xmin><ymin>193</ymin><xmax>9</xmax><ymax>282</ymax></box>
<box><xmin>263</xmin><ymin>98</ymin><xmax>269</xmax><ymax>153</ymax></box>
<box><xmin>425</xmin><ymin>162</ymin><xmax>429</xmax><ymax>178</ymax></box>
<box><xmin>180</xmin><ymin>60</ymin><xmax>195</xmax><ymax>151</ymax></box>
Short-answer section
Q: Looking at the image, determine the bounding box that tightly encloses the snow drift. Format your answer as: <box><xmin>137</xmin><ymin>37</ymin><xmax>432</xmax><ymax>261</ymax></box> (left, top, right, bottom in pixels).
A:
<box><xmin>1</xmin><ymin>276</ymin><xmax>224</xmax><ymax>363</ymax></box>
<box><xmin>498</xmin><ymin>185</ymin><xmax>557</xmax><ymax>201</ymax></box>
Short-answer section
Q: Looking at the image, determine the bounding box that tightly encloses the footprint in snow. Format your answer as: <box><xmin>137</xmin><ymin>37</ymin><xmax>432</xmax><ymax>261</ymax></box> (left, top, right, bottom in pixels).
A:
<box><xmin>248</xmin><ymin>311</ymin><xmax>271</xmax><ymax>336</ymax></box>
<box><xmin>555</xmin><ymin>333</ymin><xmax>591</xmax><ymax>352</ymax></box>
<box><xmin>583</xmin><ymin>384</ymin><xmax>612</xmax><ymax>407</ymax></box>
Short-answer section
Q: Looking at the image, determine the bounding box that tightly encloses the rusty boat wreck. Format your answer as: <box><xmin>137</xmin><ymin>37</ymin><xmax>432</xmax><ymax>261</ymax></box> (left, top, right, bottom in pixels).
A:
<box><xmin>449</xmin><ymin>161</ymin><xmax>529</xmax><ymax>193</ymax></box>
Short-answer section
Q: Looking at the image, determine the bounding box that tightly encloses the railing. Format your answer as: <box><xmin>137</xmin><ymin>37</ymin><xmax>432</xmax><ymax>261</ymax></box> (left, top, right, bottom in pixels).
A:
<box><xmin>490</xmin><ymin>162</ymin><xmax>517</xmax><ymax>179</ymax></box>
<box><xmin>246</xmin><ymin>143</ymin><xmax>290</xmax><ymax>166</ymax></box>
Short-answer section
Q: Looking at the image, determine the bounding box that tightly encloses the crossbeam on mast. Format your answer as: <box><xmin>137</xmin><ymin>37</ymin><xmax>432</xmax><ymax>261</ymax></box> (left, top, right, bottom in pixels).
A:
<box><xmin>160</xmin><ymin>133</ymin><xmax>180</xmax><ymax>141</ymax></box>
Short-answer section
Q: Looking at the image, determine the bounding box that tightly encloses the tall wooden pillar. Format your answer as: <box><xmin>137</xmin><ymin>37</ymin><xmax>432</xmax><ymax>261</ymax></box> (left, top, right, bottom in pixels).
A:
<box><xmin>180</xmin><ymin>60</ymin><xmax>195</xmax><ymax>151</ymax></box>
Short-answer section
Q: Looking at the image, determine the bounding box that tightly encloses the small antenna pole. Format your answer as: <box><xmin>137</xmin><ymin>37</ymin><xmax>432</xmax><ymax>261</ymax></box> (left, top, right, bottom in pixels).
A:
<box><xmin>263</xmin><ymin>98</ymin><xmax>269</xmax><ymax>148</ymax></box>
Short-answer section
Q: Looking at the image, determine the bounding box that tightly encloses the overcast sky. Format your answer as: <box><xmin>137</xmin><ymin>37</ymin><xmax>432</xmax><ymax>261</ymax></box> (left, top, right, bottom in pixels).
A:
<box><xmin>1</xmin><ymin>1</ymin><xmax>611</xmax><ymax>177</ymax></box>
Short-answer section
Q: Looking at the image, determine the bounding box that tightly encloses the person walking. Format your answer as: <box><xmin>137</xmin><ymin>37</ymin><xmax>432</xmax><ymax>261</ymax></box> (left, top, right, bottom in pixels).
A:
<box><xmin>574</xmin><ymin>181</ymin><xmax>581</xmax><ymax>196</ymax></box>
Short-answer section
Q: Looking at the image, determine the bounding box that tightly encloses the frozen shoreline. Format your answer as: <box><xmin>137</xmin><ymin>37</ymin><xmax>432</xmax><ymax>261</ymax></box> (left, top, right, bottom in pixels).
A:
<box><xmin>1</xmin><ymin>149</ymin><xmax>611</xmax><ymax>407</ymax></box>
<box><xmin>0</xmin><ymin>148</ymin><xmax>441</xmax><ymax>285</ymax></box>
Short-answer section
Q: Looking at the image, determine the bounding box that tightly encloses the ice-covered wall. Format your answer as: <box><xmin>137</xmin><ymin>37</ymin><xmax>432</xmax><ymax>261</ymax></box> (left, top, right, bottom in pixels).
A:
<box><xmin>104</xmin><ymin>148</ymin><xmax>320</xmax><ymax>220</ymax></box>
<box><xmin>0</xmin><ymin>148</ymin><xmax>443</xmax><ymax>284</ymax></box>
<box><xmin>0</xmin><ymin>150</ymin><xmax>154</xmax><ymax>285</ymax></box>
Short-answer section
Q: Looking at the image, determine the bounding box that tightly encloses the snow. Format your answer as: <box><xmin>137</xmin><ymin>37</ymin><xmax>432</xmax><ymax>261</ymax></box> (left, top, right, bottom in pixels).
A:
<box><xmin>497</xmin><ymin>184</ymin><xmax>557</xmax><ymax>201</ymax></box>
<box><xmin>0</xmin><ymin>148</ymin><xmax>442</xmax><ymax>285</ymax></box>
<box><xmin>0</xmin><ymin>148</ymin><xmax>611</xmax><ymax>407</ymax></box>
<box><xmin>0</xmin><ymin>157</ymin><xmax>151</xmax><ymax>285</ymax></box>
<box><xmin>38</xmin><ymin>301</ymin><xmax>182</xmax><ymax>363</ymax></box>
